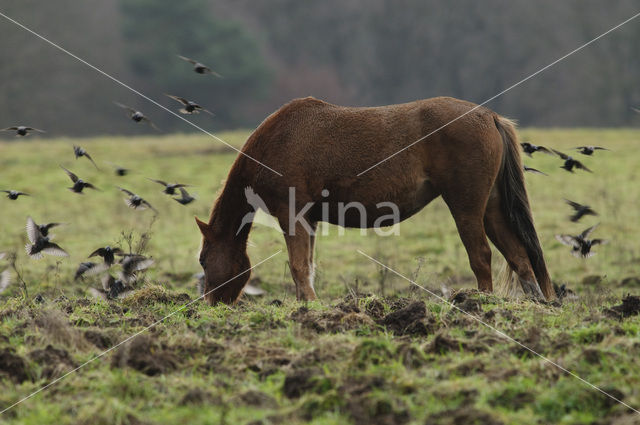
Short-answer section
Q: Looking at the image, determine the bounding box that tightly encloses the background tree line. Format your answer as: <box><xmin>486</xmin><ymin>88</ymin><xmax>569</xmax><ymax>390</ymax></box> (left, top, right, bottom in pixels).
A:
<box><xmin>1</xmin><ymin>0</ymin><xmax>639</xmax><ymax>136</ymax></box>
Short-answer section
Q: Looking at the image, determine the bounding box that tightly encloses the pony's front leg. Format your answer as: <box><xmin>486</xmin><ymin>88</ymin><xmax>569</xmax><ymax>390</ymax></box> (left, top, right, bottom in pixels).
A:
<box><xmin>282</xmin><ymin>222</ymin><xmax>317</xmax><ymax>301</ymax></box>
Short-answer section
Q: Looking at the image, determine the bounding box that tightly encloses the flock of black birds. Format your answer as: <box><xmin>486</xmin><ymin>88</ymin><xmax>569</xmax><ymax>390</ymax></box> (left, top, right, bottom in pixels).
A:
<box><xmin>0</xmin><ymin>54</ymin><xmax>219</xmax><ymax>299</ymax></box>
<box><xmin>520</xmin><ymin>141</ymin><xmax>609</xmax><ymax>258</ymax></box>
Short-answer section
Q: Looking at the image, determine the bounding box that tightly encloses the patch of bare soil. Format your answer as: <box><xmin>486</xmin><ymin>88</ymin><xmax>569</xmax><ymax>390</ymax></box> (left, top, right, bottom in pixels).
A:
<box><xmin>378</xmin><ymin>301</ymin><xmax>432</xmax><ymax>336</ymax></box>
<box><xmin>605</xmin><ymin>295</ymin><xmax>640</xmax><ymax>319</ymax></box>
<box><xmin>111</xmin><ymin>335</ymin><xmax>179</xmax><ymax>376</ymax></box>
<box><xmin>290</xmin><ymin>306</ymin><xmax>375</xmax><ymax>333</ymax></box>
<box><xmin>345</xmin><ymin>396</ymin><xmax>409</xmax><ymax>425</ymax></box>
<box><xmin>282</xmin><ymin>368</ymin><xmax>322</xmax><ymax>399</ymax></box>
<box><xmin>29</xmin><ymin>345</ymin><xmax>76</xmax><ymax>379</ymax></box>
<box><xmin>83</xmin><ymin>329</ymin><xmax>114</xmax><ymax>349</ymax></box>
<box><xmin>179</xmin><ymin>388</ymin><xmax>220</xmax><ymax>406</ymax></box>
<box><xmin>424</xmin><ymin>332</ymin><xmax>465</xmax><ymax>355</ymax></box>
<box><xmin>0</xmin><ymin>348</ymin><xmax>28</xmax><ymax>383</ymax></box>
<box><xmin>511</xmin><ymin>327</ymin><xmax>547</xmax><ymax>358</ymax></box>
<box><xmin>235</xmin><ymin>390</ymin><xmax>278</xmax><ymax>408</ymax></box>
<box><xmin>425</xmin><ymin>407</ymin><xmax>504</xmax><ymax>425</ymax></box>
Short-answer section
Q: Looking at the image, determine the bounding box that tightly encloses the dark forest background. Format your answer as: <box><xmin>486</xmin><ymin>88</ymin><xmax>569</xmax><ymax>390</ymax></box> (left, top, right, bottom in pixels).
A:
<box><xmin>1</xmin><ymin>0</ymin><xmax>640</xmax><ymax>136</ymax></box>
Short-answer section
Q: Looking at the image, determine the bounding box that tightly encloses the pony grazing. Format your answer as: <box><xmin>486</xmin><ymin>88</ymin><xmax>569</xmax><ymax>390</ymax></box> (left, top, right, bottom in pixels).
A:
<box><xmin>196</xmin><ymin>96</ymin><xmax>556</xmax><ymax>304</ymax></box>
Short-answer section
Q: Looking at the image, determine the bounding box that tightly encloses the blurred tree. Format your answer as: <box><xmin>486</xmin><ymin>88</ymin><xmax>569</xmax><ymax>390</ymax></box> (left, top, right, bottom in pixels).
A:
<box><xmin>119</xmin><ymin>0</ymin><xmax>271</xmax><ymax>130</ymax></box>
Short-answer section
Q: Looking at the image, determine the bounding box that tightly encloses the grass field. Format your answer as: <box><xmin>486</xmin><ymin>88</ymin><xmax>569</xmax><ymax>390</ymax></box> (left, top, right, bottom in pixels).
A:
<box><xmin>0</xmin><ymin>129</ymin><xmax>639</xmax><ymax>424</ymax></box>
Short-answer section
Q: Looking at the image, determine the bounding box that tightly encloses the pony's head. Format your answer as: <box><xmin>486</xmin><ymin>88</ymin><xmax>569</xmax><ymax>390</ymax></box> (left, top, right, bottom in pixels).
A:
<box><xmin>195</xmin><ymin>216</ymin><xmax>251</xmax><ymax>305</ymax></box>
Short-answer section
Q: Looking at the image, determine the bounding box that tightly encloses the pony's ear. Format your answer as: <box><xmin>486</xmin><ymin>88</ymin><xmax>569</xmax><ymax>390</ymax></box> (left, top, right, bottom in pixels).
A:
<box><xmin>195</xmin><ymin>216</ymin><xmax>211</xmax><ymax>236</ymax></box>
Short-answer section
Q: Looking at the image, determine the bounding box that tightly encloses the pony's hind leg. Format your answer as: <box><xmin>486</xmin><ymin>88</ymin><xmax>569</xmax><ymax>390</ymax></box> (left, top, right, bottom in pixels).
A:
<box><xmin>281</xmin><ymin>221</ymin><xmax>317</xmax><ymax>301</ymax></box>
<box><xmin>442</xmin><ymin>195</ymin><xmax>493</xmax><ymax>293</ymax></box>
<box><xmin>483</xmin><ymin>194</ymin><xmax>545</xmax><ymax>299</ymax></box>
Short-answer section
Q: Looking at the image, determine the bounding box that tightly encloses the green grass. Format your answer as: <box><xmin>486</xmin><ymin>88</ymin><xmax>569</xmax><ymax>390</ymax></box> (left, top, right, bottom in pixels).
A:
<box><xmin>0</xmin><ymin>129</ymin><xmax>639</xmax><ymax>424</ymax></box>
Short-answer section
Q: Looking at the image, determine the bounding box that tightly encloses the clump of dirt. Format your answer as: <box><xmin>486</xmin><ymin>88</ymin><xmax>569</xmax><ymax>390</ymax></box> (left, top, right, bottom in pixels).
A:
<box><xmin>179</xmin><ymin>388</ymin><xmax>219</xmax><ymax>406</ymax></box>
<box><xmin>449</xmin><ymin>290</ymin><xmax>484</xmax><ymax>314</ymax></box>
<box><xmin>620</xmin><ymin>277</ymin><xmax>640</xmax><ymax>287</ymax></box>
<box><xmin>111</xmin><ymin>334</ymin><xmax>179</xmax><ymax>376</ymax></box>
<box><xmin>290</xmin><ymin>306</ymin><xmax>375</xmax><ymax>333</ymax></box>
<box><xmin>453</xmin><ymin>358</ymin><xmax>485</xmax><ymax>376</ymax></box>
<box><xmin>364</xmin><ymin>298</ymin><xmax>385</xmax><ymax>319</ymax></box>
<box><xmin>345</xmin><ymin>395</ymin><xmax>409</xmax><ymax>425</ymax></box>
<box><xmin>236</xmin><ymin>390</ymin><xmax>278</xmax><ymax>408</ymax></box>
<box><xmin>425</xmin><ymin>332</ymin><xmax>464</xmax><ymax>355</ymax></box>
<box><xmin>425</xmin><ymin>407</ymin><xmax>504</xmax><ymax>425</ymax></box>
<box><xmin>378</xmin><ymin>301</ymin><xmax>431</xmax><ymax>336</ymax></box>
<box><xmin>512</xmin><ymin>327</ymin><xmax>547</xmax><ymax>358</ymax></box>
<box><xmin>396</xmin><ymin>343</ymin><xmax>428</xmax><ymax>369</ymax></box>
<box><xmin>29</xmin><ymin>345</ymin><xmax>76</xmax><ymax>379</ymax></box>
<box><xmin>83</xmin><ymin>329</ymin><xmax>113</xmax><ymax>349</ymax></box>
<box><xmin>34</xmin><ymin>308</ymin><xmax>87</xmax><ymax>349</ymax></box>
<box><xmin>122</xmin><ymin>285</ymin><xmax>191</xmax><ymax>308</ymax></box>
<box><xmin>0</xmin><ymin>348</ymin><xmax>29</xmax><ymax>383</ymax></box>
<box><xmin>604</xmin><ymin>295</ymin><xmax>640</xmax><ymax>319</ymax></box>
<box><xmin>282</xmin><ymin>368</ymin><xmax>322</xmax><ymax>399</ymax></box>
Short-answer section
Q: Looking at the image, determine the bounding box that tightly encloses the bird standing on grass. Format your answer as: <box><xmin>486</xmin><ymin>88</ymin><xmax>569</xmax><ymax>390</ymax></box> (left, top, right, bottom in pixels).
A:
<box><xmin>25</xmin><ymin>217</ymin><xmax>69</xmax><ymax>259</ymax></box>
<box><xmin>551</xmin><ymin>149</ymin><xmax>592</xmax><ymax>173</ymax></box>
<box><xmin>114</xmin><ymin>102</ymin><xmax>160</xmax><ymax>130</ymax></box>
<box><xmin>73</xmin><ymin>145</ymin><xmax>99</xmax><ymax>169</ymax></box>
<box><xmin>177</xmin><ymin>55</ymin><xmax>222</xmax><ymax>77</ymax></box>
<box><xmin>61</xmin><ymin>166</ymin><xmax>99</xmax><ymax>193</ymax></box>
<box><xmin>1</xmin><ymin>126</ymin><xmax>45</xmax><ymax>137</ymax></box>
<box><xmin>118</xmin><ymin>187</ymin><xmax>157</xmax><ymax>213</ymax></box>
<box><xmin>564</xmin><ymin>199</ymin><xmax>598</xmax><ymax>222</ymax></box>
<box><xmin>556</xmin><ymin>224</ymin><xmax>608</xmax><ymax>258</ymax></box>
<box><xmin>2</xmin><ymin>190</ymin><xmax>30</xmax><ymax>200</ymax></box>
<box><xmin>165</xmin><ymin>94</ymin><xmax>214</xmax><ymax>115</ymax></box>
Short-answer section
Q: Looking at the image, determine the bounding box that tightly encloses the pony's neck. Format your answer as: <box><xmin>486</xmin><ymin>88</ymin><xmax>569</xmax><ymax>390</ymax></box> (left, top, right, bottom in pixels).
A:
<box><xmin>208</xmin><ymin>172</ymin><xmax>252</xmax><ymax>248</ymax></box>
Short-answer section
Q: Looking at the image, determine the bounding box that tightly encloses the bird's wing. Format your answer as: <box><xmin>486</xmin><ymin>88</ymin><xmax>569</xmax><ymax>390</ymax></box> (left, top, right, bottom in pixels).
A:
<box><xmin>0</xmin><ymin>269</ymin><xmax>10</xmax><ymax>293</ymax></box>
<box><xmin>591</xmin><ymin>239</ymin><xmax>609</xmax><ymax>246</ymax></box>
<box><xmin>632</xmin><ymin>107</ymin><xmax>640</xmax><ymax>114</ymax></box>
<box><xmin>16</xmin><ymin>192</ymin><xmax>30</xmax><ymax>196</ymax></box>
<box><xmin>564</xmin><ymin>199</ymin><xmax>582</xmax><ymax>210</ymax></box>
<box><xmin>88</xmin><ymin>247</ymin><xmax>106</xmax><ymax>258</ymax></box>
<box><xmin>177</xmin><ymin>54</ymin><xmax>197</xmax><ymax>65</ymax></box>
<box><xmin>178</xmin><ymin>187</ymin><xmax>191</xmax><ymax>198</ymax></box>
<box><xmin>101</xmin><ymin>274</ymin><xmax>115</xmax><ymax>292</ymax></box>
<box><xmin>113</xmin><ymin>101</ymin><xmax>137</xmax><ymax>115</ymax></box>
<box><xmin>555</xmin><ymin>234</ymin><xmax>579</xmax><ymax>248</ymax></box>
<box><xmin>83</xmin><ymin>182</ymin><xmax>100</xmax><ymax>191</ymax></box>
<box><xmin>118</xmin><ymin>187</ymin><xmax>136</xmax><ymax>197</ymax></box>
<box><xmin>580</xmin><ymin>224</ymin><xmax>599</xmax><ymax>239</ymax></box>
<box><xmin>523</xmin><ymin>166</ymin><xmax>547</xmax><ymax>176</ymax></box>
<box><xmin>593</xmin><ymin>147</ymin><xmax>609</xmax><ymax>151</ymax></box>
<box><xmin>25</xmin><ymin>243</ymin><xmax>43</xmax><ymax>259</ymax></box>
<box><xmin>84</xmin><ymin>152</ymin><xmax>99</xmax><ymax>169</ymax></box>
<box><xmin>551</xmin><ymin>149</ymin><xmax>569</xmax><ymax>159</ymax></box>
<box><xmin>42</xmin><ymin>242</ymin><xmax>69</xmax><ymax>257</ymax></box>
<box><xmin>201</xmin><ymin>107</ymin><xmax>215</xmax><ymax>116</ymax></box>
<box><xmin>26</xmin><ymin>217</ymin><xmax>41</xmax><ymax>244</ymax></box>
<box><xmin>149</xmin><ymin>178</ymin><xmax>168</xmax><ymax>187</ymax></box>
<box><xmin>203</xmin><ymin>67</ymin><xmax>222</xmax><ymax>78</ymax></box>
<box><xmin>537</xmin><ymin>146</ymin><xmax>554</xmax><ymax>155</ymax></box>
<box><xmin>165</xmin><ymin>94</ymin><xmax>189</xmax><ymax>105</ymax></box>
<box><xmin>131</xmin><ymin>258</ymin><xmax>154</xmax><ymax>272</ymax></box>
<box><xmin>60</xmin><ymin>165</ymin><xmax>79</xmax><ymax>183</ymax></box>
<box><xmin>1</xmin><ymin>127</ymin><xmax>19</xmax><ymax>131</ymax></box>
<box><xmin>24</xmin><ymin>127</ymin><xmax>45</xmax><ymax>133</ymax></box>
<box><xmin>43</xmin><ymin>222</ymin><xmax>62</xmax><ymax>232</ymax></box>
<box><xmin>141</xmin><ymin>199</ymin><xmax>158</xmax><ymax>213</ymax></box>
<box><xmin>574</xmin><ymin>161</ymin><xmax>592</xmax><ymax>172</ymax></box>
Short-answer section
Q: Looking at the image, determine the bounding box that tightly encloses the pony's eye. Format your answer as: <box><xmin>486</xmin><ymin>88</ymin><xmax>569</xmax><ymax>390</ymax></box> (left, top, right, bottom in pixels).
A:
<box><xmin>199</xmin><ymin>258</ymin><xmax>205</xmax><ymax>268</ymax></box>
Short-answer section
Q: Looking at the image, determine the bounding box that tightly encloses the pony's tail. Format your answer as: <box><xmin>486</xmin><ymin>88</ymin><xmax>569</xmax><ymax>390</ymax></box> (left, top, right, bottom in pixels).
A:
<box><xmin>493</xmin><ymin>116</ymin><xmax>555</xmax><ymax>300</ymax></box>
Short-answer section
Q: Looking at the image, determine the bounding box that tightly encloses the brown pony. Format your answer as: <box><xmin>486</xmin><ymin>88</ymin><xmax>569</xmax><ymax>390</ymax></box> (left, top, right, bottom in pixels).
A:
<box><xmin>196</xmin><ymin>96</ymin><xmax>556</xmax><ymax>304</ymax></box>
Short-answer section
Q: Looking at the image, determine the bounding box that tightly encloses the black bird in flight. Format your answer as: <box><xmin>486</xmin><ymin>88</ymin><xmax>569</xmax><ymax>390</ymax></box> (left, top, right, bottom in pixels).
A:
<box><xmin>114</xmin><ymin>102</ymin><xmax>160</xmax><ymax>131</ymax></box>
<box><xmin>89</xmin><ymin>246</ymin><xmax>124</xmax><ymax>266</ymax></box>
<box><xmin>101</xmin><ymin>273</ymin><xmax>127</xmax><ymax>299</ymax></box>
<box><xmin>1</xmin><ymin>126</ymin><xmax>45</xmax><ymax>137</ymax></box>
<box><xmin>118</xmin><ymin>187</ymin><xmax>157</xmax><ymax>213</ymax></box>
<box><xmin>564</xmin><ymin>199</ymin><xmax>598</xmax><ymax>222</ymax></box>
<box><xmin>60</xmin><ymin>166</ymin><xmax>99</xmax><ymax>193</ymax></box>
<box><xmin>174</xmin><ymin>187</ymin><xmax>196</xmax><ymax>205</ymax></box>
<box><xmin>25</xmin><ymin>216</ymin><xmax>69</xmax><ymax>259</ymax></box>
<box><xmin>177</xmin><ymin>55</ymin><xmax>222</xmax><ymax>77</ymax></box>
<box><xmin>520</xmin><ymin>142</ymin><xmax>553</xmax><ymax>157</ymax></box>
<box><xmin>119</xmin><ymin>254</ymin><xmax>154</xmax><ymax>284</ymax></box>
<box><xmin>74</xmin><ymin>261</ymin><xmax>108</xmax><ymax>281</ymax></box>
<box><xmin>165</xmin><ymin>94</ymin><xmax>214</xmax><ymax>115</ymax></box>
<box><xmin>73</xmin><ymin>145</ymin><xmax>99</xmax><ymax>169</ymax></box>
<box><xmin>551</xmin><ymin>149</ymin><xmax>592</xmax><ymax>173</ymax></box>
<box><xmin>107</xmin><ymin>162</ymin><xmax>129</xmax><ymax>177</ymax></box>
<box><xmin>575</xmin><ymin>146</ymin><xmax>608</xmax><ymax>156</ymax></box>
<box><xmin>2</xmin><ymin>190</ymin><xmax>30</xmax><ymax>200</ymax></box>
<box><xmin>523</xmin><ymin>165</ymin><xmax>547</xmax><ymax>176</ymax></box>
<box><xmin>148</xmin><ymin>178</ymin><xmax>191</xmax><ymax>195</ymax></box>
<box><xmin>556</xmin><ymin>224</ymin><xmax>608</xmax><ymax>258</ymax></box>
